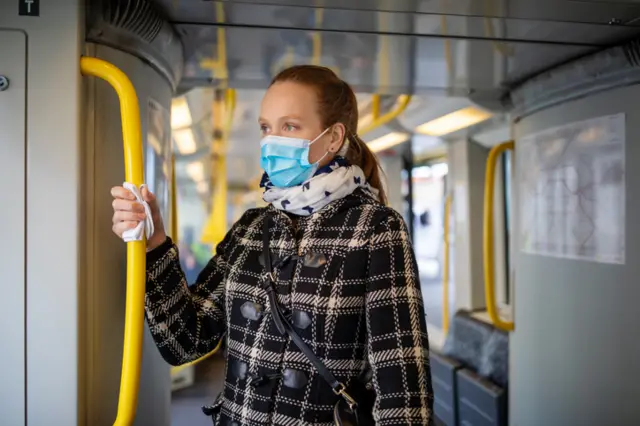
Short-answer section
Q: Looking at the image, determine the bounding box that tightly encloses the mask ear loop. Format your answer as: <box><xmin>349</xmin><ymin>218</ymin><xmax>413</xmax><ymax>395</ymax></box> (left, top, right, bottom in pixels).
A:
<box><xmin>308</xmin><ymin>127</ymin><xmax>332</xmax><ymax>146</ymax></box>
<box><xmin>307</xmin><ymin>127</ymin><xmax>334</xmax><ymax>165</ymax></box>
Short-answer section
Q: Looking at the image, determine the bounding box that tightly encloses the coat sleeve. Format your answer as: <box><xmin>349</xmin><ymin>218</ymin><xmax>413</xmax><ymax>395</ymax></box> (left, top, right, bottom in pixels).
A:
<box><xmin>365</xmin><ymin>210</ymin><xmax>434</xmax><ymax>425</ymax></box>
<box><xmin>144</xmin><ymin>229</ymin><xmax>233</xmax><ymax>366</ymax></box>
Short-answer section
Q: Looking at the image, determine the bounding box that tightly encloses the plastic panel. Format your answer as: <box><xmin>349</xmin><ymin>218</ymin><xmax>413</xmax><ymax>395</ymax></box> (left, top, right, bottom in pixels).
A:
<box><xmin>431</xmin><ymin>352</ymin><xmax>463</xmax><ymax>426</ymax></box>
<box><xmin>456</xmin><ymin>369</ymin><xmax>507</xmax><ymax>426</ymax></box>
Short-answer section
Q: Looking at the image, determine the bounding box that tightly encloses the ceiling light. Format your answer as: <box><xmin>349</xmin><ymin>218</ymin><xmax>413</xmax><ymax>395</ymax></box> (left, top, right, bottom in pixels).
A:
<box><xmin>171</xmin><ymin>97</ymin><xmax>192</xmax><ymax>129</ymax></box>
<box><xmin>415</xmin><ymin>106</ymin><xmax>492</xmax><ymax>136</ymax></box>
<box><xmin>367</xmin><ymin>132</ymin><xmax>410</xmax><ymax>153</ymax></box>
<box><xmin>174</xmin><ymin>128</ymin><xmax>197</xmax><ymax>155</ymax></box>
<box><xmin>186</xmin><ymin>161</ymin><xmax>205</xmax><ymax>182</ymax></box>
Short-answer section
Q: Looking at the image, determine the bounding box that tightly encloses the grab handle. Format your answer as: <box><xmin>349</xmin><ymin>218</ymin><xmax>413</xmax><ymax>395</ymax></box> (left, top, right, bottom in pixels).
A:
<box><xmin>483</xmin><ymin>140</ymin><xmax>515</xmax><ymax>332</ymax></box>
<box><xmin>80</xmin><ymin>56</ymin><xmax>146</xmax><ymax>426</ymax></box>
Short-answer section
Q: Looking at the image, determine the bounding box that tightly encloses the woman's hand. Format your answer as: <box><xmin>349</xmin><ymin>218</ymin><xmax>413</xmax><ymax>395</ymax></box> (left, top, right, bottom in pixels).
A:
<box><xmin>110</xmin><ymin>185</ymin><xmax>167</xmax><ymax>251</ymax></box>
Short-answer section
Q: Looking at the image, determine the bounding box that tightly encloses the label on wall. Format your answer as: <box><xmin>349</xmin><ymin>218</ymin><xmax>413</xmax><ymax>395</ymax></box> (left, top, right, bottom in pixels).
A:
<box><xmin>518</xmin><ymin>113</ymin><xmax>625</xmax><ymax>264</ymax></box>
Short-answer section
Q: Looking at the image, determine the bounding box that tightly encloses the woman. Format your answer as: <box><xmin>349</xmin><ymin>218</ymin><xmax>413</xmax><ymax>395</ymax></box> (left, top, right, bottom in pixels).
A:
<box><xmin>111</xmin><ymin>65</ymin><xmax>433</xmax><ymax>425</ymax></box>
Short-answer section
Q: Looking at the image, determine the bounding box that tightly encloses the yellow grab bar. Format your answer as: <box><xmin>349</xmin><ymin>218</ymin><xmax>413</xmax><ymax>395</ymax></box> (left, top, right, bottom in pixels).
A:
<box><xmin>359</xmin><ymin>95</ymin><xmax>412</xmax><ymax>136</ymax></box>
<box><xmin>483</xmin><ymin>140</ymin><xmax>514</xmax><ymax>332</ymax></box>
<box><xmin>80</xmin><ymin>56</ymin><xmax>146</xmax><ymax>426</ymax></box>
<box><xmin>442</xmin><ymin>194</ymin><xmax>452</xmax><ymax>334</ymax></box>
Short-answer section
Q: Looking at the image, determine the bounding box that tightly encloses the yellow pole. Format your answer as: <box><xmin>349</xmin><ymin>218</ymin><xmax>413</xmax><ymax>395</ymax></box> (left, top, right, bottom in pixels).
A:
<box><xmin>442</xmin><ymin>194</ymin><xmax>452</xmax><ymax>334</ymax></box>
<box><xmin>80</xmin><ymin>56</ymin><xmax>146</xmax><ymax>426</ymax></box>
<box><xmin>483</xmin><ymin>141</ymin><xmax>515</xmax><ymax>332</ymax></box>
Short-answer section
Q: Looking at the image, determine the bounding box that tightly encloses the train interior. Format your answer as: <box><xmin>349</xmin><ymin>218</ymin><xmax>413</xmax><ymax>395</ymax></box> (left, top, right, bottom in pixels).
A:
<box><xmin>1</xmin><ymin>0</ymin><xmax>638</xmax><ymax>425</ymax></box>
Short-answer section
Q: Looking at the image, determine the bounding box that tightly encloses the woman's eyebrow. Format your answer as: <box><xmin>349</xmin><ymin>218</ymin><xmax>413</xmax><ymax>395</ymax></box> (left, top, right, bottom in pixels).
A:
<box><xmin>259</xmin><ymin>115</ymin><xmax>304</xmax><ymax>123</ymax></box>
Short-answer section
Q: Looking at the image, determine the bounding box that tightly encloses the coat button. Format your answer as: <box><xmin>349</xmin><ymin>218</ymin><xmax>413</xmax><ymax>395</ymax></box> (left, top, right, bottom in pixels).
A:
<box><xmin>292</xmin><ymin>310</ymin><xmax>312</xmax><ymax>330</ymax></box>
<box><xmin>232</xmin><ymin>359</ymin><xmax>248</xmax><ymax>380</ymax></box>
<box><xmin>240</xmin><ymin>301</ymin><xmax>264</xmax><ymax>321</ymax></box>
<box><xmin>259</xmin><ymin>251</ymin><xmax>281</xmax><ymax>267</ymax></box>
<box><xmin>303</xmin><ymin>251</ymin><xmax>327</xmax><ymax>268</ymax></box>
<box><xmin>282</xmin><ymin>368</ymin><xmax>308</xmax><ymax>389</ymax></box>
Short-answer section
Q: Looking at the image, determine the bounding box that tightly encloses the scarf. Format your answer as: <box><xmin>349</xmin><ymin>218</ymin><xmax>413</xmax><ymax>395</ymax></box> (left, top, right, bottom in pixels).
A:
<box><xmin>260</xmin><ymin>157</ymin><xmax>379</xmax><ymax>216</ymax></box>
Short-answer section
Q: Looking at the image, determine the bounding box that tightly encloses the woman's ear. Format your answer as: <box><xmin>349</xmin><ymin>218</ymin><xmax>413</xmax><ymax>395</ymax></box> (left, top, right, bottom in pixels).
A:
<box><xmin>327</xmin><ymin>123</ymin><xmax>346</xmax><ymax>153</ymax></box>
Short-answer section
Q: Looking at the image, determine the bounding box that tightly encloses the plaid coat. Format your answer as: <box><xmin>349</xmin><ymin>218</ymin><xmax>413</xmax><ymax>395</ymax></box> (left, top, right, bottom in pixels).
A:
<box><xmin>145</xmin><ymin>189</ymin><xmax>433</xmax><ymax>425</ymax></box>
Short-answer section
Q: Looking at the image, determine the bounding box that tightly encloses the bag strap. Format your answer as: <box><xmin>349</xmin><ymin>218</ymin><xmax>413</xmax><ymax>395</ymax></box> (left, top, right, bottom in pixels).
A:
<box><xmin>261</xmin><ymin>215</ymin><xmax>357</xmax><ymax>409</ymax></box>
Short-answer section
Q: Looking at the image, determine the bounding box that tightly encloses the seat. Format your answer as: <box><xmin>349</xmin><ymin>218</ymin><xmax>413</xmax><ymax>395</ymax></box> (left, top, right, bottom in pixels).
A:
<box><xmin>432</xmin><ymin>310</ymin><xmax>509</xmax><ymax>426</ymax></box>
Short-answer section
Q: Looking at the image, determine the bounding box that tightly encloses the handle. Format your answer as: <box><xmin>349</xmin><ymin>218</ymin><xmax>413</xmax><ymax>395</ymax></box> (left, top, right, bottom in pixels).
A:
<box><xmin>483</xmin><ymin>141</ymin><xmax>515</xmax><ymax>332</ymax></box>
<box><xmin>80</xmin><ymin>56</ymin><xmax>146</xmax><ymax>426</ymax></box>
<box><xmin>442</xmin><ymin>194</ymin><xmax>452</xmax><ymax>334</ymax></box>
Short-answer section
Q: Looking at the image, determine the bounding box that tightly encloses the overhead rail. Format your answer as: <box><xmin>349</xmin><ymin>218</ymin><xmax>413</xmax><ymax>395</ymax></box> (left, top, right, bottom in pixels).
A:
<box><xmin>442</xmin><ymin>194</ymin><xmax>452</xmax><ymax>334</ymax></box>
<box><xmin>201</xmin><ymin>88</ymin><xmax>236</xmax><ymax>250</ymax></box>
<box><xmin>80</xmin><ymin>57</ymin><xmax>146</xmax><ymax>426</ymax></box>
<box><xmin>483</xmin><ymin>140</ymin><xmax>515</xmax><ymax>332</ymax></box>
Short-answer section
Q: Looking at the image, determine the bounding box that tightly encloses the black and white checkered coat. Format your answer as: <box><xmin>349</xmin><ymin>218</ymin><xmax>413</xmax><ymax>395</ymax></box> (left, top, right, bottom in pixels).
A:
<box><xmin>145</xmin><ymin>189</ymin><xmax>434</xmax><ymax>425</ymax></box>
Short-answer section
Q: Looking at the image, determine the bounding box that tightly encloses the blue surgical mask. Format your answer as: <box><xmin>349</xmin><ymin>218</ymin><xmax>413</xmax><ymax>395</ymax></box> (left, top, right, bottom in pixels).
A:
<box><xmin>260</xmin><ymin>128</ymin><xmax>330</xmax><ymax>188</ymax></box>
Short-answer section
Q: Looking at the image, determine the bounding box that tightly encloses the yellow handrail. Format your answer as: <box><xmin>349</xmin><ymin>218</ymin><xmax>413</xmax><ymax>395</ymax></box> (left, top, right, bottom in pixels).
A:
<box><xmin>80</xmin><ymin>56</ymin><xmax>146</xmax><ymax>426</ymax></box>
<box><xmin>442</xmin><ymin>194</ymin><xmax>452</xmax><ymax>334</ymax></box>
<box><xmin>483</xmin><ymin>140</ymin><xmax>514</xmax><ymax>332</ymax></box>
<box><xmin>359</xmin><ymin>94</ymin><xmax>412</xmax><ymax>136</ymax></box>
<box><xmin>201</xmin><ymin>89</ymin><xmax>236</xmax><ymax>249</ymax></box>
<box><xmin>200</xmin><ymin>3</ymin><xmax>228</xmax><ymax>81</ymax></box>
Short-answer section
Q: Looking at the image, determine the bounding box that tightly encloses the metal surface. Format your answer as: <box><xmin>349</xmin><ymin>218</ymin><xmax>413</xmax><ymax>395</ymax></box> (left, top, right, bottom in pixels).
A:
<box><xmin>512</xmin><ymin>84</ymin><xmax>639</xmax><ymax>426</ymax></box>
<box><xmin>87</xmin><ymin>0</ymin><xmax>184</xmax><ymax>91</ymax></box>
<box><xmin>150</xmin><ymin>0</ymin><xmax>640</xmax><ymax>100</ymax></box>
<box><xmin>511</xmin><ymin>36</ymin><xmax>640</xmax><ymax>119</ymax></box>
<box><xmin>0</xmin><ymin>29</ymin><xmax>26</xmax><ymax>426</ymax></box>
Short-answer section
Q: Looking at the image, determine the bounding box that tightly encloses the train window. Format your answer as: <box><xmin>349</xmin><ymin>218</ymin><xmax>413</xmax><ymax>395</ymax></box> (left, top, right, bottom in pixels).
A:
<box><xmin>501</xmin><ymin>150</ymin><xmax>512</xmax><ymax>305</ymax></box>
<box><xmin>146</xmin><ymin>100</ymin><xmax>172</xmax><ymax>221</ymax></box>
<box><xmin>411</xmin><ymin>162</ymin><xmax>449</xmax><ymax>331</ymax></box>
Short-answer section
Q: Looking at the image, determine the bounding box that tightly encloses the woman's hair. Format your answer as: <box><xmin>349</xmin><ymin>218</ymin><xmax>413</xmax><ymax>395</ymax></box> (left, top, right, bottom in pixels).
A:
<box><xmin>270</xmin><ymin>65</ymin><xmax>388</xmax><ymax>205</ymax></box>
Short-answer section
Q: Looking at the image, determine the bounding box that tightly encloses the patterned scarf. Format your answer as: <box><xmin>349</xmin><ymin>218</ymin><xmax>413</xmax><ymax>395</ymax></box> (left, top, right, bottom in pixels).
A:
<box><xmin>260</xmin><ymin>157</ymin><xmax>379</xmax><ymax>216</ymax></box>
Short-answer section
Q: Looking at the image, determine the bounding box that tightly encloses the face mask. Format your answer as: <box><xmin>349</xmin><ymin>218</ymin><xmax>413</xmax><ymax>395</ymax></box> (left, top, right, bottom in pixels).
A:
<box><xmin>260</xmin><ymin>128</ymin><xmax>330</xmax><ymax>188</ymax></box>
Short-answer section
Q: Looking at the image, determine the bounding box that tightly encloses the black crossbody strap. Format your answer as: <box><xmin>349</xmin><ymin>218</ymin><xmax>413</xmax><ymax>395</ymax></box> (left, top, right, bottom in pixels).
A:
<box><xmin>261</xmin><ymin>215</ymin><xmax>357</xmax><ymax>408</ymax></box>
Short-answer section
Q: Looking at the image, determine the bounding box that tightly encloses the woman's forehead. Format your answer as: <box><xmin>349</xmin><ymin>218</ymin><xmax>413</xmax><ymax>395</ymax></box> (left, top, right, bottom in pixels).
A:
<box><xmin>260</xmin><ymin>81</ymin><xmax>319</xmax><ymax>121</ymax></box>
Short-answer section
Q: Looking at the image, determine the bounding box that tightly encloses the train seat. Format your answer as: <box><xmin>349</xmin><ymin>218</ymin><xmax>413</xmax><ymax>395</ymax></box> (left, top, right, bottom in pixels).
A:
<box><xmin>432</xmin><ymin>310</ymin><xmax>509</xmax><ymax>426</ymax></box>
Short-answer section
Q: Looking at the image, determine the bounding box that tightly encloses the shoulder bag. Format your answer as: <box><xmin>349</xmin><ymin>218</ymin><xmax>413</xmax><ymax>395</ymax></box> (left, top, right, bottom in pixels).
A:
<box><xmin>261</xmin><ymin>215</ymin><xmax>375</xmax><ymax>426</ymax></box>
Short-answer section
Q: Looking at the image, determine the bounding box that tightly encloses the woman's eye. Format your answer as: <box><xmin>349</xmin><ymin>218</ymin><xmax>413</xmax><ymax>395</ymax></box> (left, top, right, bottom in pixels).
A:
<box><xmin>284</xmin><ymin>124</ymin><xmax>296</xmax><ymax>132</ymax></box>
<box><xmin>259</xmin><ymin>125</ymin><xmax>268</xmax><ymax>134</ymax></box>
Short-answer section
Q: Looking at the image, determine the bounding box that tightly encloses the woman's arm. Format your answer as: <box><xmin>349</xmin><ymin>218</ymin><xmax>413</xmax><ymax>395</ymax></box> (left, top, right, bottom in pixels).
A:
<box><xmin>365</xmin><ymin>210</ymin><xmax>434</xmax><ymax>425</ymax></box>
<box><xmin>144</xmin><ymin>230</ymin><xmax>233</xmax><ymax>366</ymax></box>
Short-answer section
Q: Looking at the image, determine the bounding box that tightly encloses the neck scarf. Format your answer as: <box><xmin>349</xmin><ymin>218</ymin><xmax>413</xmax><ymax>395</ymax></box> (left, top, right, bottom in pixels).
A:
<box><xmin>260</xmin><ymin>157</ymin><xmax>379</xmax><ymax>216</ymax></box>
